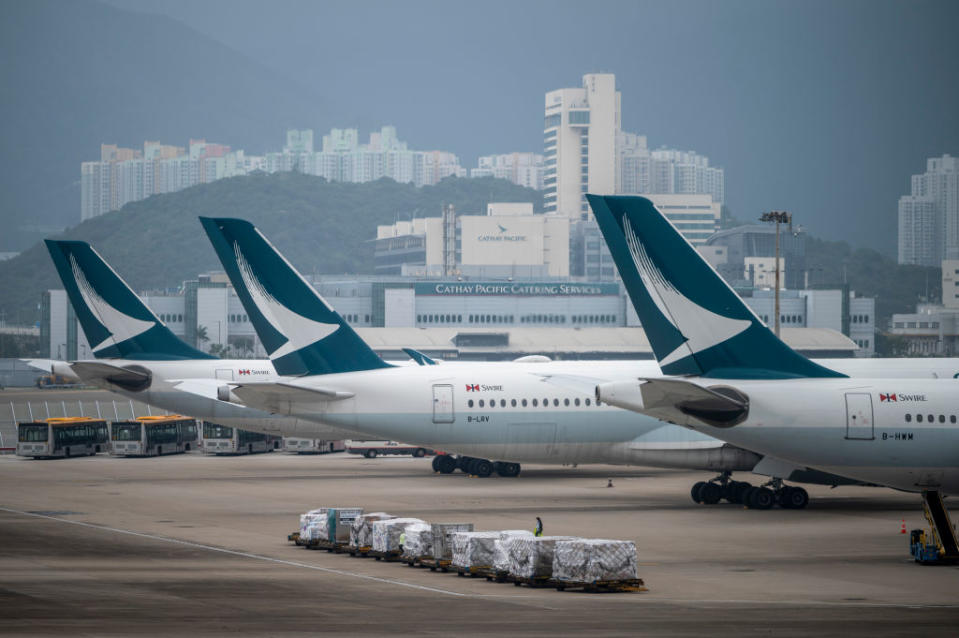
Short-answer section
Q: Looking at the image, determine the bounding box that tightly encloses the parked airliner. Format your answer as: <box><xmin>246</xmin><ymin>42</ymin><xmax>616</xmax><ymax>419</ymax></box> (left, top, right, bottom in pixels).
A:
<box><xmin>588</xmin><ymin>194</ymin><xmax>959</xmax><ymax>521</ymax></box>
<box><xmin>200</xmin><ymin>216</ymin><xmax>959</xmax><ymax>506</ymax></box>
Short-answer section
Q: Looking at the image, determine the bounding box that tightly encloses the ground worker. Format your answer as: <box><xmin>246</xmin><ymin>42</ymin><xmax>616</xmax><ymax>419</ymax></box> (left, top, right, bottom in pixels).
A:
<box><xmin>534</xmin><ymin>517</ymin><xmax>543</xmax><ymax>537</ymax></box>
<box><xmin>399</xmin><ymin>531</ymin><xmax>406</xmax><ymax>552</ymax></box>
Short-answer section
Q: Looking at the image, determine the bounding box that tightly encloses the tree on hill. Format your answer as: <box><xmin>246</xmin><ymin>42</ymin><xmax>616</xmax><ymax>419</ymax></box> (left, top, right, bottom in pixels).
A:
<box><xmin>0</xmin><ymin>173</ymin><xmax>543</xmax><ymax>324</ymax></box>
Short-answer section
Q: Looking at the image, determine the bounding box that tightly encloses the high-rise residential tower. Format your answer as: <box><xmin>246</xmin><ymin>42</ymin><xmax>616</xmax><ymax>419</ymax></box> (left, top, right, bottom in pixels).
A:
<box><xmin>544</xmin><ymin>73</ymin><xmax>621</xmax><ymax>219</ymax></box>
<box><xmin>898</xmin><ymin>154</ymin><xmax>959</xmax><ymax>265</ymax></box>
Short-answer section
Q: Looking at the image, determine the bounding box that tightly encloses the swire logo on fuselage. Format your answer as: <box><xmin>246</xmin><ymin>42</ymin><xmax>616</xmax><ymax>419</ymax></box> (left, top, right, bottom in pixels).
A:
<box><xmin>880</xmin><ymin>393</ymin><xmax>926</xmax><ymax>402</ymax></box>
<box><xmin>466</xmin><ymin>384</ymin><xmax>503</xmax><ymax>392</ymax></box>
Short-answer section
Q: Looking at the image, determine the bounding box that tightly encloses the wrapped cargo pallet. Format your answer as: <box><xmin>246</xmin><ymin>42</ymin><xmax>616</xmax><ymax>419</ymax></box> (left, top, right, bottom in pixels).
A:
<box><xmin>430</xmin><ymin>523</ymin><xmax>474</xmax><ymax>561</ymax></box>
<box><xmin>493</xmin><ymin>530</ymin><xmax>535</xmax><ymax>574</ymax></box>
<box><xmin>450</xmin><ymin>531</ymin><xmax>500</xmax><ymax>569</ymax></box>
<box><xmin>371</xmin><ymin>518</ymin><xmax>426</xmax><ymax>553</ymax></box>
<box><xmin>402</xmin><ymin>523</ymin><xmax>434</xmax><ymax>559</ymax></box>
<box><xmin>350</xmin><ymin>512</ymin><xmax>394</xmax><ymax>549</ymax></box>
<box><xmin>507</xmin><ymin>536</ymin><xmax>577</xmax><ymax>580</ymax></box>
<box><xmin>552</xmin><ymin>539</ymin><xmax>638</xmax><ymax>583</ymax></box>
<box><xmin>299</xmin><ymin>508</ymin><xmax>329</xmax><ymax>543</ymax></box>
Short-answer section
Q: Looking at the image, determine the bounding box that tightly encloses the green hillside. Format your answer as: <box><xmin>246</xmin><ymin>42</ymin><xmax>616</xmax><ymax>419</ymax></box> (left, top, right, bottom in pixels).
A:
<box><xmin>0</xmin><ymin>173</ymin><xmax>542</xmax><ymax>324</ymax></box>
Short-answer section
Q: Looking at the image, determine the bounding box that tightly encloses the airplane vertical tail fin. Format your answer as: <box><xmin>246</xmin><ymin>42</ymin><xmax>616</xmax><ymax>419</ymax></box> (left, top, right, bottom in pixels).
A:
<box><xmin>586</xmin><ymin>195</ymin><xmax>844</xmax><ymax>379</ymax></box>
<box><xmin>199</xmin><ymin>217</ymin><xmax>392</xmax><ymax>376</ymax></box>
<box><xmin>44</xmin><ymin>240</ymin><xmax>214</xmax><ymax>360</ymax></box>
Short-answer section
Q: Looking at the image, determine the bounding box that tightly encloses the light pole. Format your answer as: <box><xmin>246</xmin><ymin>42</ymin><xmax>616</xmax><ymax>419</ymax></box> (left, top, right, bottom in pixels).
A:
<box><xmin>759</xmin><ymin>211</ymin><xmax>792</xmax><ymax>338</ymax></box>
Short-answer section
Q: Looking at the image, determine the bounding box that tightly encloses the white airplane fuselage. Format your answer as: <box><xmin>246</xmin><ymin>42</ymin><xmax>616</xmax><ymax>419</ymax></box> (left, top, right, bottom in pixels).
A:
<box><xmin>604</xmin><ymin>376</ymin><xmax>959</xmax><ymax>494</ymax></box>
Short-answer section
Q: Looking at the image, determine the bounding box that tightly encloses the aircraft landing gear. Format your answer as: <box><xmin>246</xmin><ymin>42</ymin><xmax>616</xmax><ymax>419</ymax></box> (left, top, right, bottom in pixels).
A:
<box><xmin>690</xmin><ymin>473</ymin><xmax>809</xmax><ymax>509</ymax></box>
<box><xmin>437</xmin><ymin>455</ymin><xmax>520</xmax><ymax>477</ymax></box>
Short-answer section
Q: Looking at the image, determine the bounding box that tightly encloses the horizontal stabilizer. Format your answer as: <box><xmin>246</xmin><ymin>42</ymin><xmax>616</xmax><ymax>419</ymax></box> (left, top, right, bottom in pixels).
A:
<box><xmin>596</xmin><ymin>377</ymin><xmax>749</xmax><ymax>428</ymax></box>
<box><xmin>70</xmin><ymin>361</ymin><xmax>151</xmax><ymax>391</ymax></box>
<box><xmin>231</xmin><ymin>382</ymin><xmax>354</xmax><ymax>415</ymax></box>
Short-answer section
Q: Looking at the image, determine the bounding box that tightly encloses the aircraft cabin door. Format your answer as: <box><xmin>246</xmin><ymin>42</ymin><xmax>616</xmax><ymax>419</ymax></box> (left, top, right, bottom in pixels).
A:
<box><xmin>432</xmin><ymin>384</ymin><xmax>454</xmax><ymax>424</ymax></box>
<box><xmin>845</xmin><ymin>393</ymin><xmax>874</xmax><ymax>440</ymax></box>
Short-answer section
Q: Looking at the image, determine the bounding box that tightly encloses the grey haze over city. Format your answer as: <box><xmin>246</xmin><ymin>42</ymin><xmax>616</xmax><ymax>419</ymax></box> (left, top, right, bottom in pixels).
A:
<box><xmin>2</xmin><ymin>0</ymin><xmax>958</xmax><ymax>255</ymax></box>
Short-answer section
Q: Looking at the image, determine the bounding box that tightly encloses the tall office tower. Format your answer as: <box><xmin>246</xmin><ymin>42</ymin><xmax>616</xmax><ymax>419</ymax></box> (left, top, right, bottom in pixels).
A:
<box><xmin>544</xmin><ymin>73</ymin><xmax>621</xmax><ymax>219</ymax></box>
<box><xmin>898</xmin><ymin>154</ymin><xmax>959</xmax><ymax>265</ymax></box>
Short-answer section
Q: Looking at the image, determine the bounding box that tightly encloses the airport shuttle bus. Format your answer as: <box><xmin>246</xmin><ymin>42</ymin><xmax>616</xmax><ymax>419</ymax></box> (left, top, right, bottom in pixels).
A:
<box><xmin>200</xmin><ymin>422</ymin><xmax>281</xmax><ymax>455</ymax></box>
<box><xmin>282</xmin><ymin>438</ymin><xmax>346</xmax><ymax>454</ymax></box>
<box><xmin>17</xmin><ymin>417</ymin><xmax>110</xmax><ymax>458</ymax></box>
<box><xmin>110</xmin><ymin>415</ymin><xmax>198</xmax><ymax>457</ymax></box>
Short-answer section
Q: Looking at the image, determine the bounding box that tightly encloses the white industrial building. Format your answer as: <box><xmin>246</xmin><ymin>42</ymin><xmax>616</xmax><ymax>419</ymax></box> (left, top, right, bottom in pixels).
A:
<box><xmin>898</xmin><ymin>154</ymin><xmax>959</xmax><ymax>266</ymax></box>
<box><xmin>888</xmin><ymin>259</ymin><xmax>959</xmax><ymax>355</ymax></box>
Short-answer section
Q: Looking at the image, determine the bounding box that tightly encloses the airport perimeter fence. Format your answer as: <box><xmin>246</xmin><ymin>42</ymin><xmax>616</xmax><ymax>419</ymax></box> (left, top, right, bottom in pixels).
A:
<box><xmin>0</xmin><ymin>398</ymin><xmax>164</xmax><ymax>452</ymax></box>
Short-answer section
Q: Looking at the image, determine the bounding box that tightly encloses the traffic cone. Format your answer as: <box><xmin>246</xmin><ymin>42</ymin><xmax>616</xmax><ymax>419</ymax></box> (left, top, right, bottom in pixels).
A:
<box><xmin>900</xmin><ymin>519</ymin><xmax>907</xmax><ymax>534</ymax></box>
<box><xmin>607</xmin><ymin>479</ymin><xmax>614</xmax><ymax>488</ymax></box>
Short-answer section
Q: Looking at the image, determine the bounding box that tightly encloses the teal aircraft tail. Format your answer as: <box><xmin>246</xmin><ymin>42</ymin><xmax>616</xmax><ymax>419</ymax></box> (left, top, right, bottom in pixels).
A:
<box><xmin>199</xmin><ymin>217</ymin><xmax>392</xmax><ymax>376</ymax></box>
<box><xmin>44</xmin><ymin>240</ymin><xmax>214</xmax><ymax>360</ymax></box>
<box><xmin>586</xmin><ymin>195</ymin><xmax>844</xmax><ymax>379</ymax></box>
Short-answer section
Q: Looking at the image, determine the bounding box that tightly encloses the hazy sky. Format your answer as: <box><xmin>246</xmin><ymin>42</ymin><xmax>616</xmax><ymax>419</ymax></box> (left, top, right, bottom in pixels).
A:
<box><xmin>89</xmin><ymin>0</ymin><xmax>959</xmax><ymax>252</ymax></box>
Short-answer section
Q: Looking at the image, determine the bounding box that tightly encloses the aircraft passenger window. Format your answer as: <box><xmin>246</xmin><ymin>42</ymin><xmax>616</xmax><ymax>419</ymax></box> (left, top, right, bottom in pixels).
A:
<box><xmin>585</xmin><ymin>398</ymin><xmax>592</xmax><ymax>406</ymax></box>
<box><xmin>928</xmin><ymin>414</ymin><xmax>934</xmax><ymax>423</ymax></box>
<box><xmin>479</xmin><ymin>400</ymin><xmax>485</xmax><ymax>408</ymax></box>
<box><xmin>511</xmin><ymin>399</ymin><xmax>517</xmax><ymax>407</ymax></box>
<box><xmin>905</xmin><ymin>414</ymin><xmax>912</xmax><ymax>423</ymax></box>
<box><xmin>532</xmin><ymin>399</ymin><xmax>538</xmax><ymax>407</ymax></box>
<box><xmin>553</xmin><ymin>398</ymin><xmax>559</xmax><ymax>406</ymax></box>
<box><xmin>564</xmin><ymin>398</ymin><xmax>570</xmax><ymax>406</ymax></box>
<box><xmin>488</xmin><ymin>400</ymin><xmax>494</xmax><ymax>409</ymax></box>
<box><xmin>952</xmin><ymin>415</ymin><xmax>957</xmax><ymax>424</ymax></box>
<box><xmin>917</xmin><ymin>414</ymin><xmax>923</xmax><ymax>423</ymax></box>
<box><xmin>574</xmin><ymin>398</ymin><xmax>581</xmax><ymax>406</ymax></box>
<box><xmin>500</xmin><ymin>400</ymin><xmax>506</xmax><ymax>407</ymax></box>
<box><xmin>543</xmin><ymin>398</ymin><xmax>548</xmax><ymax>406</ymax></box>
<box><xmin>522</xmin><ymin>399</ymin><xmax>528</xmax><ymax>407</ymax></box>
<box><xmin>940</xmin><ymin>415</ymin><xmax>946</xmax><ymax>423</ymax></box>
<box><xmin>468</xmin><ymin>400</ymin><xmax>474</xmax><ymax>408</ymax></box>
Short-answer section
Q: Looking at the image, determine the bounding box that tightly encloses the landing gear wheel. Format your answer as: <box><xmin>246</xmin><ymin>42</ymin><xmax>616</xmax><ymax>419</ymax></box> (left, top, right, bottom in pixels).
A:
<box><xmin>741</xmin><ymin>486</ymin><xmax>756</xmax><ymax>507</ymax></box>
<box><xmin>457</xmin><ymin>456</ymin><xmax>473</xmax><ymax>472</ymax></box>
<box><xmin>723</xmin><ymin>481</ymin><xmax>748</xmax><ymax>504</ymax></box>
<box><xmin>436</xmin><ymin>455</ymin><xmax>457</xmax><ymax>474</ymax></box>
<box><xmin>700</xmin><ymin>482</ymin><xmax>723</xmax><ymax>505</ymax></box>
<box><xmin>691</xmin><ymin>481</ymin><xmax>707</xmax><ymax>504</ymax></box>
<box><xmin>496</xmin><ymin>462</ymin><xmax>520</xmax><ymax>477</ymax></box>
<box><xmin>365</xmin><ymin>449</ymin><xmax>377</xmax><ymax>459</ymax></box>
<box><xmin>473</xmin><ymin>459</ymin><xmax>494</xmax><ymax>477</ymax></box>
<box><xmin>748</xmin><ymin>487</ymin><xmax>776</xmax><ymax>510</ymax></box>
<box><xmin>432</xmin><ymin>455</ymin><xmax>442</xmax><ymax>472</ymax></box>
<box><xmin>780</xmin><ymin>486</ymin><xmax>809</xmax><ymax>510</ymax></box>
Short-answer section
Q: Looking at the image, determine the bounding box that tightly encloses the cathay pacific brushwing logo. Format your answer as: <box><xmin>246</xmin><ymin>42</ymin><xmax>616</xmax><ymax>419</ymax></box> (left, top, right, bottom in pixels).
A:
<box><xmin>233</xmin><ymin>242</ymin><xmax>340</xmax><ymax>359</ymax></box>
<box><xmin>69</xmin><ymin>254</ymin><xmax>156</xmax><ymax>353</ymax></box>
<box><xmin>623</xmin><ymin>216</ymin><xmax>751</xmax><ymax>367</ymax></box>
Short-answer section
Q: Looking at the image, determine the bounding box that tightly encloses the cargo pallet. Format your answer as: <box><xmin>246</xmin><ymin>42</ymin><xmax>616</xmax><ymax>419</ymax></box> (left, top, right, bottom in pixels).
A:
<box><xmin>554</xmin><ymin>578</ymin><xmax>646</xmax><ymax>593</ymax></box>
<box><xmin>404</xmin><ymin>555</ymin><xmax>452</xmax><ymax>572</ymax></box>
<box><xmin>509</xmin><ymin>575</ymin><xmax>554</xmax><ymax>588</ymax></box>
<box><xmin>305</xmin><ymin>539</ymin><xmax>350</xmax><ymax>553</ymax></box>
<box><xmin>348</xmin><ymin>545</ymin><xmax>372</xmax><ymax>557</ymax></box>
<box><xmin>369</xmin><ymin>549</ymin><xmax>403</xmax><ymax>562</ymax></box>
<box><xmin>455</xmin><ymin>565</ymin><xmax>493</xmax><ymax>578</ymax></box>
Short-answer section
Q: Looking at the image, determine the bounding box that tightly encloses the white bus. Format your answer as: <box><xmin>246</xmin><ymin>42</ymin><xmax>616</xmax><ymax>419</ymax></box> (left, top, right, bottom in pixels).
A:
<box><xmin>111</xmin><ymin>415</ymin><xmax>198</xmax><ymax>457</ymax></box>
<box><xmin>345</xmin><ymin>440</ymin><xmax>433</xmax><ymax>459</ymax></box>
<box><xmin>17</xmin><ymin>417</ymin><xmax>110</xmax><ymax>458</ymax></box>
<box><xmin>282</xmin><ymin>438</ymin><xmax>346</xmax><ymax>454</ymax></box>
<box><xmin>200</xmin><ymin>422</ymin><xmax>281</xmax><ymax>455</ymax></box>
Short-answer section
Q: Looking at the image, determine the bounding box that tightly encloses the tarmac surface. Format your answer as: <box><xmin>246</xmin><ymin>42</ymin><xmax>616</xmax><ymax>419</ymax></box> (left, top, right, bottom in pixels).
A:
<box><xmin>2</xmin><ymin>448</ymin><xmax>958</xmax><ymax>637</ymax></box>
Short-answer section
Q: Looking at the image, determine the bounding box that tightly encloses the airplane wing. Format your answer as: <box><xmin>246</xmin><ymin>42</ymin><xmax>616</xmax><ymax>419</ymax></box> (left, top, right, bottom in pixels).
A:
<box><xmin>230</xmin><ymin>382</ymin><xmax>354</xmax><ymax>414</ymax></box>
<box><xmin>595</xmin><ymin>377</ymin><xmax>749</xmax><ymax>428</ymax></box>
<box><xmin>69</xmin><ymin>360</ymin><xmax>151</xmax><ymax>387</ymax></box>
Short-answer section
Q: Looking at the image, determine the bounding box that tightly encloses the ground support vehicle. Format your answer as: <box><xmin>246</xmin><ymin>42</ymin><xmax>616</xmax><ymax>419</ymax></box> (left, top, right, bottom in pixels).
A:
<box><xmin>347</xmin><ymin>440</ymin><xmax>432</xmax><ymax>459</ymax></box>
<box><xmin>287</xmin><ymin>532</ymin><xmax>301</xmax><ymax>545</ymax></box>
<box><xmin>283</xmin><ymin>438</ymin><xmax>345</xmax><ymax>454</ymax></box>
<box><xmin>909</xmin><ymin>490</ymin><xmax>959</xmax><ymax>565</ymax></box>
<box><xmin>553</xmin><ymin>578</ymin><xmax>646</xmax><ymax>593</ymax></box>
<box><xmin>16</xmin><ymin>417</ymin><xmax>109</xmax><ymax>458</ymax></box>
